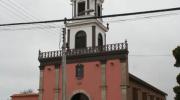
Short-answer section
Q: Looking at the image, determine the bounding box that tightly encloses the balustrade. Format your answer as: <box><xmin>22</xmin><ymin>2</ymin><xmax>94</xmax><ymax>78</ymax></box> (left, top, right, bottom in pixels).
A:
<box><xmin>38</xmin><ymin>42</ymin><xmax>128</xmax><ymax>59</ymax></box>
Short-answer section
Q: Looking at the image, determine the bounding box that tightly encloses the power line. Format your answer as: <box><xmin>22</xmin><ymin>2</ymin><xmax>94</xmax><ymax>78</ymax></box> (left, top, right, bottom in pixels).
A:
<box><xmin>0</xmin><ymin>7</ymin><xmax>180</xmax><ymax>27</ymax></box>
<box><xmin>0</xmin><ymin>1</ymin><xmax>28</xmax><ymax>22</ymax></box>
<box><xmin>1</xmin><ymin>11</ymin><xmax>180</xmax><ymax>31</ymax></box>
<box><xmin>106</xmin><ymin>12</ymin><xmax>180</xmax><ymax>23</ymax></box>
<box><xmin>6</xmin><ymin>0</ymin><xmax>60</xmax><ymax>32</ymax></box>
<box><xmin>0</xmin><ymin>0</ymin><xmax>60</xmax><ymax>33</ymax></box>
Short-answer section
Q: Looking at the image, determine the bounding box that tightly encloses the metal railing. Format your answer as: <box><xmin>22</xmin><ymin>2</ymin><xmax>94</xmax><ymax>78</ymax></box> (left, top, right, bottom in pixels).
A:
<box><xmin>38</xmin><ymin>41</ymin><xmax>128</xmax><ymax>59</ymax></box>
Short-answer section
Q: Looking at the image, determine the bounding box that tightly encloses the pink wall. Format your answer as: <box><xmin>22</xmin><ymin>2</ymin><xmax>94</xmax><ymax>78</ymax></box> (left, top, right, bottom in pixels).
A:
<box><xmin>42</xmin><ymin>59</ymin><xmax>122</xmax><ymax>100</ymax></box>
<box><xmin>67</xmin><ymin>61</ymin><xmax>102</xmax><ymax>100</ymax></box>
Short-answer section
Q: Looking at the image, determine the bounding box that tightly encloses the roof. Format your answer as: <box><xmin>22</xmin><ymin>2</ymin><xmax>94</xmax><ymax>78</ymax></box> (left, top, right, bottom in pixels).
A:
<box><xmin>11</xmin><ymin>93</ymin><xmax>38</xmax><ymax>97</ymax></box>
<box><xmin>129</xmin><ymin>73</ymin><xmax>167</xmax><ymax>96</ymax></box>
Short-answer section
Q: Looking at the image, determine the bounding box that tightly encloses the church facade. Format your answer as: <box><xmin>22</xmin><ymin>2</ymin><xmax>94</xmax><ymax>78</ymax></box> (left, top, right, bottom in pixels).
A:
<box><xmin>11</xmin><ymin>0</ymin><xmax>167</xmax><ymax>100</ymax></box>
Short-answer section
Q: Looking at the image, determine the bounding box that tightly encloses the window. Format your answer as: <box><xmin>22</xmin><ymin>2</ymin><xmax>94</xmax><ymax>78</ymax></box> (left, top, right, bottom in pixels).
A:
<box><xmin>75</xmin><ymin>31</ymin><xmax>86</xmax><ymax>49</ymax></box>
<box><xmin>98</xmin><ymin>33</ymin><xmax>103</xmax><ymax>47</ymax></box>
<box><xmin>97</xmin><ymin>5</ymin><xmax>101</xmax><ymax>17</ymax></box>
<box><xmin>76</xmin><ymin>64</ymin><xmax>84</xmax><ymax>80</ymax></box>
<box><xmin>142</xmin><ymin>92</ymin><xmax>147</xmax><ymax>100</ymax></box>
<box><xmin>78</xmin><ymin>1</ymin><xmax>85</xmax><ymax>16</ymax></box>
<box><xmin>132</xmin><ymin>88</ymin><xmax>138</xmax><ymax>100</ymax></box>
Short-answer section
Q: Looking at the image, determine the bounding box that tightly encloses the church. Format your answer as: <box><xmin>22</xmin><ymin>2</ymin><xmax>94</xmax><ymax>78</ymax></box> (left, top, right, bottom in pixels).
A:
<box><xmin>11</xmin><ymin>0</ymin><xmax>167</xmax><ymax>100</ymax></box>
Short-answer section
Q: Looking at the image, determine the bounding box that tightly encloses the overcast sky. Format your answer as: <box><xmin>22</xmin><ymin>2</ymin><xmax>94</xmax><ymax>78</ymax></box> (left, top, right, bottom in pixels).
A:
<box><xmin>0</xmin><ymin>0</ymin><xmax>180</xmax><ymax>100</ymax></box>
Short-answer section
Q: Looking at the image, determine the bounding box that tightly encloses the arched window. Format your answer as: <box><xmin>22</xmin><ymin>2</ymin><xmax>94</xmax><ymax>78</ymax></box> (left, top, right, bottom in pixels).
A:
<box><xmin>75</xmin><ymin>31</ymin><xmax>86</xmax><ymax>49</ymax></box>
<box><xmin>98</xmin><ymin>33</ymin><xmax>103</xmax><ymax>47</ymax></box>
<box><xmin>75</xmin><ymin>64</ymin><xmax>84</xmax><ymax>80</ymax></box>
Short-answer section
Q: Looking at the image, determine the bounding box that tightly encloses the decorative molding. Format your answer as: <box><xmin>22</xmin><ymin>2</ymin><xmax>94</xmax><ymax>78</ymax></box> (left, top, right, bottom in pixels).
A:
<box><xmin>39</xmin><ymin>51</ymin><xmax>128</xmax><ymax>67</ymax></box>
<box><xmin>38</xmin><ymin>42</ymin><xmax>128</xmax><ymax>67</ymax></box>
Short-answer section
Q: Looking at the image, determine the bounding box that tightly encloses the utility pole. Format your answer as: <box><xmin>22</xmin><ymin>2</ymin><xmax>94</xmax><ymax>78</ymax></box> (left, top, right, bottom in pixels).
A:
<box><xmin>62</xmin><ymin>18</ymin><xmax>67</xmax><ymax>100</ymax></box>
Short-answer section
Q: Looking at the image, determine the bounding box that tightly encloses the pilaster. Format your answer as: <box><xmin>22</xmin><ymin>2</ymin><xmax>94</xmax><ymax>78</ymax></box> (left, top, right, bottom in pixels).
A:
<box><xmin>138</xmin><ymin>88</ymin><xmax>142</xmax><ymax>100</ymax></box>
<box><xmin>120</xmin><ymin>59</ymin><xmax>129</xmax><ymax>100</ymax></box>
<box><xmin>101</xmin><ymin>61</ymin><xmax>106</xmax><ymax>100</ymax></box>
<box><xmin>38</xmin><ymin>66</ymin><xmax>44</xmax><ymax>100</ymax></box>
<box><xmin>54</xmin><ymin>64</ymin><xmax>60</xmax><ymax>100</ymax></box>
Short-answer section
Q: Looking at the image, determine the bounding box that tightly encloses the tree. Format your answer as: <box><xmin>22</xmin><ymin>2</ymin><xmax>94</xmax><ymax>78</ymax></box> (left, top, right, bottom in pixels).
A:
<box><xmin>173</xmin><ymin>74</ymin><xmax>180</xmax><ymax>100</ymax></box>
<box><xmin>173</xmin><ymin>46</ymin><xmax>180</xmax><ymax>100</ymax></box>
<box><xmin>173</xmin><ymin>46</ymin><xmax>180</xmax><ymax>67</ymax></box>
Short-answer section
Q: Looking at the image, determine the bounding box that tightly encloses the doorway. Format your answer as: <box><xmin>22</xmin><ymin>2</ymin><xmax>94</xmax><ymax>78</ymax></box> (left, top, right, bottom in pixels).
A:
<box><xmin>71</xmin><ymin>93</ymin><xmax>89</xmax><ymax>100</ymax></box>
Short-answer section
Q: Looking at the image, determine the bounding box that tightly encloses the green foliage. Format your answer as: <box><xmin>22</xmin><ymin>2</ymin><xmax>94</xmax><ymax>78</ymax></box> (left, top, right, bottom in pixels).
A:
<box><xmin>173</xmin><ymin>46</ymin><xmax>180</xmax><ymax>100</ymax></box>
<box><xmin>173</xmin><ymin>46</ymin><xmax>180</xmax><ymax>67</ymax></box>
<box><xmin>177</xmin><ymin>73</ymin><xmax>180</xmax><ymax>85</ymax></box>
<box><xmin>174</xmin><ymin>86</ymin><xmax>180</xmax><ymax>94</ymax></box>
<box><xmin>174</xmin><ymin>94</ymin><xmax>180</xmax><ymax>100</ymax></box>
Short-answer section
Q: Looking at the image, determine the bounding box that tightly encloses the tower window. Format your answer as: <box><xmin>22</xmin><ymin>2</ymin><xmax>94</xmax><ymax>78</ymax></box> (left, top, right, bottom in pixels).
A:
<box><xmin>78</xmin><ymin>1</ymin><xmax>85</xmax><ymax>16</ymax></box>
<box><xmin>97</xmin><ymin>5</ymin><xmax>101</xmax><ymax>17</ymax></box>
<box><xmin>75</xmin><ymin>31</ymin><xmax>86</xmax><ymax>49</ymax></box>
<box><xmin>75</xmin><ymin>64</ymin><xmax>84</xmax><ymax>80</ymax></box>
<box><xmin>98</xmin><ymin>33</ymin><xmax>103</xmax><ymax>47</ymax></box>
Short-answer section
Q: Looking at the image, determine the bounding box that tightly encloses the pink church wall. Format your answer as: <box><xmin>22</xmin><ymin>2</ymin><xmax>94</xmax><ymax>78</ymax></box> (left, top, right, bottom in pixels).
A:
<box><xmin>67</xmin><ymin>61</ymin><xmax>102</xmax><ymax>100</ymax></box>
<box><xmin>42</xmin><ymin>59</ymin><xmax>123</xmax><ymax>100</ymax></box>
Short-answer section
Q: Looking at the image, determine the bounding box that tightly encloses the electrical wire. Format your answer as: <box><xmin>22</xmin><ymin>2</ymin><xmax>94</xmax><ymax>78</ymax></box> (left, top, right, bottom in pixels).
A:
<box><xmin>1</xmin><ymin>11</ymin><xmax>180</xmax><ymax>31</ymax></box>
<box><xmin>0</xmin><ymin>0</ymin><xmax>64</xmax><ymax>50</ymax></box>
<box><xmin>0</xmin><ymin>0</ymin><xmax>60</xmax><ymax>34</ymax></box>
<box><xmin>0</xmin><ymin>1</ymin><xmax>53</xmax><ymax>34</ymax></box>
<box><xmin>0</xmin><ymin>1</ymin><xmax>27</xmax><ymax>21</ymax></box>
<box><xmin>6</xmin><ymin>0</ymin><xmax>60</xmax><ymax>33</ymax></box>
<box><xmin>0</xmin><ymin>7</ymin><xmax>180</xmax><ymax>27</ymax></box>
<box><xmin>105</xmin><ymin>11</ymin><xmax>180</xmax><ymax>23</ymax></box>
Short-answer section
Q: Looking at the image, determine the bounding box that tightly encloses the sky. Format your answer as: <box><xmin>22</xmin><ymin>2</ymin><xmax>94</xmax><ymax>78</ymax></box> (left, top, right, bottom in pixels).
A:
<box><xmin>0</xmin><ymin>0</ymin><xmax>180</xmax><ymax>100</ymax></box>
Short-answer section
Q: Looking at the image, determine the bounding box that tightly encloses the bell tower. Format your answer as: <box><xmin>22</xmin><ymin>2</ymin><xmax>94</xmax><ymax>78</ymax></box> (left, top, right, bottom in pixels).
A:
<box><xmin>67</xmin><ymin>0</ymin><xmax>108</xmax><ymax>49</ymax></box>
